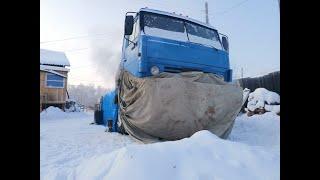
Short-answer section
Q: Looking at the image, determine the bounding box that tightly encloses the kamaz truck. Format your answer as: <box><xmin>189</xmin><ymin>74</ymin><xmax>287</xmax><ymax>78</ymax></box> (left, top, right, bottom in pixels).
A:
<box><xmin>94</xmin><ymin>8</ymin><xmax>242</xmax><ymax>141</ymax></box>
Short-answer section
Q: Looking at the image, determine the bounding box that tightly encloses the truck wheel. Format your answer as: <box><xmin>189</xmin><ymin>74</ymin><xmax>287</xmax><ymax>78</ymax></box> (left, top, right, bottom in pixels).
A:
<box><xmin>94</xmin><ymin>110</ymin><xmax>102</xmax><ymax>125</ymax></box>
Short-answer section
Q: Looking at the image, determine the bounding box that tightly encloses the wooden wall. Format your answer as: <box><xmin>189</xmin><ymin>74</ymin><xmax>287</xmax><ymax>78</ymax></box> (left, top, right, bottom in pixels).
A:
<box><xmin>40</xmin><ymin>70</ymin><xmax>68</xmax><ymax>111</ymax></box>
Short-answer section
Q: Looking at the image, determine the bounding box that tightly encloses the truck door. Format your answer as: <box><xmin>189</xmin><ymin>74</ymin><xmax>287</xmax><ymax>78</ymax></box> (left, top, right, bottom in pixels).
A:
<box><xmin>123</xmin><ymin>16</ymin><xmax>140</xmax><ymax>76</ymax></box>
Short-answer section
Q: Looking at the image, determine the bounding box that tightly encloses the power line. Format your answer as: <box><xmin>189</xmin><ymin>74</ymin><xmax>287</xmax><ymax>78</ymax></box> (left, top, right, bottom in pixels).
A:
<box><xmin>40</xmin><ymin>33</ymin><xmax>112</xmax><ymax>44</ymax></box>
<box><xmin>71</xmin><ymin>64</ymin><xmax>96</xmax><ymax>69</ymax></box>
<box><xmin>65</xmin><ymin>48</ymin><xmax>90</xmax><ymax>53</ymax></box>
<box><xmin>68</xmin><ymin>77</ymin><xmax>106</xmax><ymax>83</ymax></box>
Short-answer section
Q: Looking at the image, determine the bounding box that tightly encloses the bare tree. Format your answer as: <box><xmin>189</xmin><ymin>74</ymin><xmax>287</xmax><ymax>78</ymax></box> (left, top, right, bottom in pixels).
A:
<box><xmin>68</xmin><ymin>84</ymin><xmax>110</xmax><ymax>108</ymax></box>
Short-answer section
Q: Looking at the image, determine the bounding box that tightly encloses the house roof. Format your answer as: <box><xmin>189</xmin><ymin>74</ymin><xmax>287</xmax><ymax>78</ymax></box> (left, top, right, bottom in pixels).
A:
<box><xmin>40</xmin><ymin>65</ymin><xmax>70</xmax><ymax>72</ymax></box>
<box><xmin>40</xmin><ymin>68</ymin><xmax>67</xmax><ymax>78</ymax></box>
<box><xmin>40</xmin><ymin>49</ymin><xmax>70</xmax><ymax>66</ymax></box>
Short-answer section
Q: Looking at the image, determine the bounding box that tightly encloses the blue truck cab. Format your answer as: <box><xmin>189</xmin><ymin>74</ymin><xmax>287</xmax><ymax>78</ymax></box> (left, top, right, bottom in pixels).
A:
<box><xmin>121</xmin><ymin>8</ymin><xmax>232</xmax><ymax>81</ymax></box>
<box><xmin>96</xmin><ymin>8</ymin><xmax>232</xmax><ymax>131</ymax></box>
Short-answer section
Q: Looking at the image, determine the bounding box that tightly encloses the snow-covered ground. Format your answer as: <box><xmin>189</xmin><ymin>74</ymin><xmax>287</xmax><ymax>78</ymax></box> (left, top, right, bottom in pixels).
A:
<box><xmin>40</xmin><ymin>107</ymin><xmax>280</xmax><ymax>180</ymax></box>
<box><xmin>40</xmin><ymin>107</ymin><xmax>135</xmax><ymax>180</ymax></box>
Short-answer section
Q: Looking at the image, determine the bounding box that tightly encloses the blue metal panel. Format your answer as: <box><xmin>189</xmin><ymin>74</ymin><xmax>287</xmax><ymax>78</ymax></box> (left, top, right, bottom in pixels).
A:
<box><xmin>122</xmin><ymin>34</ymin><xmax>232</xmax><ymax>81</ymax></box>
<box><xmin>145</xmin><ymin>36</ymin><xmax>228</xmax><ymax>68</ymax></box>
<box><xmin>101</xmin><ymin>90</ymin><xmax>118</xmax><ymax>132</ymax></box>
<box><xmin>120</xmin><ymin>9</ymin><xmax>232</xmax><ymax>81</ymax></box>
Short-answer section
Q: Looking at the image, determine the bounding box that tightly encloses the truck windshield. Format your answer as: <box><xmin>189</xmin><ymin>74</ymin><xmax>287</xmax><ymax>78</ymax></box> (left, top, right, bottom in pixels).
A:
<box><xmin>142</xmin><ymin>12</ymin><xmax>223</xmax><ymax>50</ymax></box>
<box><xmin>142</xmin><ymin>13</ymin><xmax>188</xmax><ymax>42</ymax></box>
<box><xmin>185</xmin><ymin>22</ymin><xmax>222</xmax><ymax>50</ymax></box>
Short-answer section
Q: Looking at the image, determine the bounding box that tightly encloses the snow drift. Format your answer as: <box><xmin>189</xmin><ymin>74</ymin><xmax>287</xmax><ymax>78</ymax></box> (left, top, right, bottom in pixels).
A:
<box><xmin>40</xmin><ymin>106</ymin><xmax>67</xmax><ymax>120</ymax></box>
<box><xmin>40</xmin><ymin>106</ymin><xmax>88</xmax><ymax>120</ymax></box>
<box><xmin>229</xmin><ymin>112</ymin><xmax>280</xmax><ymax>150</ymax></box>
<box><xmin>72</xmin><ymin>130</ymin><xmax>279</xmax><ymax>180</ymax></box>
<box><xmin>41</xmin><ymin>106</ymin><xmax>280</xmax><ymax>180</ymax></box>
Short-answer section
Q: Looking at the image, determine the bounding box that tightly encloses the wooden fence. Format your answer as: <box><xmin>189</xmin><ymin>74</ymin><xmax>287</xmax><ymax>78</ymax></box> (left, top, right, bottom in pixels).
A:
<box><xmin>236</xmin><ymin>71</ymin><xmax>280</xmax><ymax>94</ymax></box>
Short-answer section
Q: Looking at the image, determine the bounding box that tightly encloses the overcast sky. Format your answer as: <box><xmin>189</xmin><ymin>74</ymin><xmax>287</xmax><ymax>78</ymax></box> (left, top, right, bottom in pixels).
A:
<box><xmin>40</xmin><ymin>0</ymin><xmax>279</xmax><ymax>89</ymax></box>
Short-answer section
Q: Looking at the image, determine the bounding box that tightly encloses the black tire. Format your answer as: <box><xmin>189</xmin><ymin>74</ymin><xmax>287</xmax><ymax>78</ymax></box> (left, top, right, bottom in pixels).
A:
<box><xmin>94</xmin><ymin>110</ymin><xmax>103</xmax><ymax>125</ymax></box>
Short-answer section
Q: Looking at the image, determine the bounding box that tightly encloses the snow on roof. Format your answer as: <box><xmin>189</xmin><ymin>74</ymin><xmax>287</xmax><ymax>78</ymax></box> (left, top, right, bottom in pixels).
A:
<box><xmin>40</xmin><ymin>68</ymin><xmax>67</xmax><ymax>78</ymax></box>
<box><xmin>40</xmin><ymin>49</ymin><xmax>70</xmax><ymax>66</ymax></box>
<box><xmin>140</xmin><ymin>8</ymin><xmax>217</xmax><ymax>30</ymax></box>
<box><xmin>40</xmin><ymin>65</ymin><xmax>70</xmax><ymax>72</ymax></box>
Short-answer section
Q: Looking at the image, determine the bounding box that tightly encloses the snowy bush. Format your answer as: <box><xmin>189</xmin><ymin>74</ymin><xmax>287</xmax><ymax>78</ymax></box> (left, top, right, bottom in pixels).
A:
<box><xmin>65</xmin><ymin>99</ymin><xmax>85</xmax><ymax>112</ymax></box>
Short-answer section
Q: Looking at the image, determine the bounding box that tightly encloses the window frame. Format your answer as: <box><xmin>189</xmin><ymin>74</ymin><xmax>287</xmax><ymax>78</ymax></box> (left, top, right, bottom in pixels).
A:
<box><xmin>45</xmin><ymin>72</ymin><xmax>65</xmax><ymax>89</ymax></box>
<box><xmin>184</xmin><ymin>21</ymin><xmax>223</xmax><ymax>49</ymax></box>
<box><xmin>142</xmin><ymin>12</ymin><xmax>186</xmax><ymax>34</ymax></box>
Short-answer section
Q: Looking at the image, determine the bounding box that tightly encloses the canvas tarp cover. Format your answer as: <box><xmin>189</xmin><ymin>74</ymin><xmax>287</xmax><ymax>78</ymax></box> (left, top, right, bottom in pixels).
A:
<box><xmin>118</xmin><ymin>71</ymin><xmax>243</xmax><ymax>143</ymax></box>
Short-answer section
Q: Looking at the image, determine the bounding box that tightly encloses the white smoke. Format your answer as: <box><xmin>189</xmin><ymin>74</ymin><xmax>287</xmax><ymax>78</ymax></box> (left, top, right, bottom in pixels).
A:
<box><xmin>89</xmin><ymin>27</ymin><xmax>123</xmax><ymax>88</ymax></box>
<box><xmin>68</xmin><ymin>84</ymin><xmax>109</xmax><ymax>109</ymax></box>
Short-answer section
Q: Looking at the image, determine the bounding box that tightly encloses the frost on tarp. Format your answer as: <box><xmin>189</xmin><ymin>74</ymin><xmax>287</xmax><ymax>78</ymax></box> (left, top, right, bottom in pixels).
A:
<box><xmin>72</xmin><ymin>130</ymin><xmax>279</xmax><ymax>180</ymax></box>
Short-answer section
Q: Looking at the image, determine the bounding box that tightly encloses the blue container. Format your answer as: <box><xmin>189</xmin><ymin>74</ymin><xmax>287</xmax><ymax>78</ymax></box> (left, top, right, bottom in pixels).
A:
<box><xmin>101</xmin><ymin>90</ymin><xmax>118</xmax><ymax>132</ymax></box>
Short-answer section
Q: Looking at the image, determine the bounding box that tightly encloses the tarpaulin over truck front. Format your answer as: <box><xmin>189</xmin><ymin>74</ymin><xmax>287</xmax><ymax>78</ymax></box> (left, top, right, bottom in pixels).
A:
<box><xmin>118</xmin><ymin>70</ymin><xmax>243</xmax><ymax>143</ymax></box>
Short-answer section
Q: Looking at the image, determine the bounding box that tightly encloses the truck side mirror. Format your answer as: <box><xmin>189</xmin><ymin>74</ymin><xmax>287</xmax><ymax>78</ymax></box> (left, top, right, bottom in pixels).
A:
<box><xmin>124</xmin><ymin>15</ymin><xmax>134</xmax><ymax>35</ymax></box>
<box><xmin>222</xmin><ymin>36</ymin><xmax>229</xmax><ymax>52</ymax></box>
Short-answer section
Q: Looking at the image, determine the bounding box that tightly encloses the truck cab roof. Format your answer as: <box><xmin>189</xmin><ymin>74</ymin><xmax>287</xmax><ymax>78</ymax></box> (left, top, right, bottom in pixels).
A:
<box><xmin>139</xmin><ymin>8</ymin><xmax>217</xmax><ymax>31</ymax></box>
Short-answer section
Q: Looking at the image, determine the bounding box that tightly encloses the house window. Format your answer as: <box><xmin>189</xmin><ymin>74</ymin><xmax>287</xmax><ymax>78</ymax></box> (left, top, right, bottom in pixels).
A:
<box><xmin>46</xmin><ymin>73</ymin><xmax>64</xmax><ymax>88</ymax></box>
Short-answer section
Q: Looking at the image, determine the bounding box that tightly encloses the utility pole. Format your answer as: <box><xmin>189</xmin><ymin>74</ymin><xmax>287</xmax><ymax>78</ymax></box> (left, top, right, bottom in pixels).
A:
<box><xmin>241</xmin><ymin>67</ymin><xmax>244</xmax><ymax>79</ymax></box>
<box><xmin>205</xmin><ymin>1</ymin><xmax>209</xmax><ymax>24</ymax></box>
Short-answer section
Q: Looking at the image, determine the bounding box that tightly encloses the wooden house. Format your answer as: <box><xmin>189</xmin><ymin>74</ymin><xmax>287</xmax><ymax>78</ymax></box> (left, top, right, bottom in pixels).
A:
<box><xmin>40</xmin><ymin>49</ymin><xmax>70</xmax><ymax>111</ymax></box>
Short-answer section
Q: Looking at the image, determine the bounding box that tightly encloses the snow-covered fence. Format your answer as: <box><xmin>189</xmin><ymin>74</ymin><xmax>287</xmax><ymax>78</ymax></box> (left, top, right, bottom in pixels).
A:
<box><xmin>237</xmin><ymin>71</ymin><xmax>280</xmax><ymax>94</ymax></box>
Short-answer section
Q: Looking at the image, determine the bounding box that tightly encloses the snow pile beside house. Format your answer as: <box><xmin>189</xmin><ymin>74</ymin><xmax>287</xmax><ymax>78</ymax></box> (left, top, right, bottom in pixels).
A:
<box><xmin>246</xmin><ymin>88</ymin><xmax>280</xmax><ymax>115</ymax></box>
<box><xmin>72</xmin><ymin>130</ymin><xmax>279</xmax><ymax>180</ymax></box>
<box><xmin>40</xmin><ymin>106</ymin><xmax>86</xmax><ymax>120</ymax></box>
<box><xmin>40</xmin><ymin>106</ymin><xmax>67</xmax><ymax>120</ymax></box>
